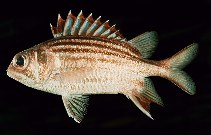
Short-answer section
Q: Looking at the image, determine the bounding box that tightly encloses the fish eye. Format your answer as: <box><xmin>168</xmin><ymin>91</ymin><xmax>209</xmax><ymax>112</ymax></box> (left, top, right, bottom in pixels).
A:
<box><xmin>16</xmin><ymin>55</ymin><xmax>24</xmax><ymax>66</ymax></box>
<box><xmin>13</xmin><ymin>54</ymin><xmax>28</xmax><ymax>69</ymax></box>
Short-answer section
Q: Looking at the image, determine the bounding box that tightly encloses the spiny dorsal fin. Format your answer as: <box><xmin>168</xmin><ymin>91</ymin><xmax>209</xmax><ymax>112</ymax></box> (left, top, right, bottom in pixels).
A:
<box><xmin>129</xmin><ymin>31</ymin><xmax>158</xmax><ymax>59</ymax></box>
<box><xmin>50</xmin><ymin>10</ymin><xmax>125</xmax><ymax>41</ymax></box>
<box><xmin>62</xmin><ymin>95</ymin><xmax>89</xmax><ymax>123</ymax></box>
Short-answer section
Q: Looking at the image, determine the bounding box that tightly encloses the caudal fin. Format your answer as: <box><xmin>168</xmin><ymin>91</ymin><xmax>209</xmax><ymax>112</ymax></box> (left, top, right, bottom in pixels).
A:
<box><xmin>159</xmin><ymin>43</ymin><xmax>198</xmax><ymax>95</ymax></box>
<box><xmin>127</xmin><ymin>43</ymin><xmax>198</xmax><ymax>119</ymax></box>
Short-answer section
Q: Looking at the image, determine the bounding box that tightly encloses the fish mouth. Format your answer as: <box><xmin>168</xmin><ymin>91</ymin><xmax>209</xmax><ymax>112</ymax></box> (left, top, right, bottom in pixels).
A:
<box><xmin>7</xmin><ymin>67</ymin><xmax>23</xmax><ymax>81</ymax></box>
<box><xmin>7</xmin><ymin>66</ymin><xmax>37</xmax><ymax>88</ymax></box>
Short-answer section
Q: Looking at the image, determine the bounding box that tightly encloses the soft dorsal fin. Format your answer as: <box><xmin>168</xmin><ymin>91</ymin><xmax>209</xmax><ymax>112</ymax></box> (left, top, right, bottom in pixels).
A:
<box><xmin>50</xmin><ymin>10</ymin><xmax>125</xmax><ymax>41</ymax></box>
<box><xmin>62</xmin><ymin>95</ymin><xmax>89</xmax><ymax>123</ymax></box>
<box><xmin>129</xmin><ymin>31</ymin><xmax>158</xmax><ymax>59</ymax></box>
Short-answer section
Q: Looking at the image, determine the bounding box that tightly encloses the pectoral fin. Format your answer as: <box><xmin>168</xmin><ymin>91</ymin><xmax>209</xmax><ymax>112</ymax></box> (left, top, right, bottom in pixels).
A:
<box><xmin>62</xmin><ymin>95</ymin><xmax>89</xmax><ymax>123</ymax></box>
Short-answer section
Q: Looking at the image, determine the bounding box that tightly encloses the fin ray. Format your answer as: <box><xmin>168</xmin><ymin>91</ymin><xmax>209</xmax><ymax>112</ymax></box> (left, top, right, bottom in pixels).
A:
<box><xmin>141</xmin><ymin>78</ymin><xmax>163</xmax><ymax>106</ymax></box>
<box><xmin>62</xmin><ymin>95</ymin><xmax>89</xmax><ymax>123</ymax></box>
<box><xmin>78</xmin><ymin>13</ymin><xmax>93</xmax><ymax>35</ymax></box>
<box><xmin>63</xmin><ymin>10</ymin><xmax>76</xmax><ymax>36</ymax></box>
<box><xmin>168</xmin><ymin>70</ymin><xmax>196</xmax><ymax>95</ymax></box>
<box><xmin>127</xmin><ymin>91</ymin><xmax>153</xmax><ymax>119</ymax></box>
<box><xmin>86</xmin><ymin>16</ymin><xmax>102</xmax><ymax>35</ymax></box>
<box><xmin>71</xmin><ymin>10</ymin><xmax>85</xmax><ymax>35</ymax></box>
<box><xmin>93</xmin><ymin>20</ymin><xmax>110</xmax><ymax>36</ymax></box>
<box><xmin>100</xmin><ymin>24</ymin><xmax>116</xmax><ymax>37</ymax></box>
<box><xmin>129</xmin><ymin>31</ymin><xmax>158</xmax><ymax>59</ymax></box>
<box><xmin>57</xmin><ymin>14</ymin><xmax>65</xmax><ymax>36</ymax></box>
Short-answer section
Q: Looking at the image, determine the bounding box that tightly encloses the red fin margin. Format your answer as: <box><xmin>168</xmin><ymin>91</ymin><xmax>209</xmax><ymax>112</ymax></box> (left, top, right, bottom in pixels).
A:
<box><xmin>127</xmin><ymin>90</ymin><xmax>153</xmax><ymax>119</ymax></box>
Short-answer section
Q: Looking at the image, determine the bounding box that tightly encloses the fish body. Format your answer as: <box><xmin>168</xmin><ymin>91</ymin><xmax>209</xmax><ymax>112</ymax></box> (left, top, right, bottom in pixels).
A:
<box><xmin>7</xmin><ymin>10</ymin><xmax>198</xmax><ymax>123</ymax></box>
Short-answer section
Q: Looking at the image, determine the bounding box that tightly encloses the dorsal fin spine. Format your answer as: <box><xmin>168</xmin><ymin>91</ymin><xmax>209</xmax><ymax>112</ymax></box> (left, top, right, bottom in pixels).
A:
<box><xmin>57</xmin><ymin>14</ymin><xmax>65</xmax><ymax>36</ymax></box>
<box><xmin>63</xmin><ymin>10</ymin><xmax>76</xmax><ymax>36</ymax></box>
<box><xmin>115</xmin><ymin>36</ymin><xmax>121</xmax><ymax>40</ymax></box>
<box><xmin>100</xmin><ymin>24</ymin><xmax>116</xmax><ymax>37</ymax></box>
<box><xmin>93</xmin><ymin>20</ymin><xmax>110</xmax><ymax>36</ymax></box>
<box><xmin>71</xmin><ymin>10</ymin><xmax>85</xmax><ymax>35</ymax></box>
<box><xmin>86</xmin><ymin>16</ymin><xmax>101</xmax><ymax>35</ymax></box>
<box><xmin>108</xmin><ymin>30</ymin><xmax>119</xmax><ymax>39</ymax></box>
<box><xmin>50</xmin><ymin>23</ymin><xmax>57</xmax><ymax>38</ymax></box>
<box><xmin>121</xmin><ymin>38</ymin><xmax>127</xmax><ymax>42</ymax></box>
<box><xmin>78</xmin><ymin>13</ymin><xmax>93</xmax><ymax>35</ymax></box>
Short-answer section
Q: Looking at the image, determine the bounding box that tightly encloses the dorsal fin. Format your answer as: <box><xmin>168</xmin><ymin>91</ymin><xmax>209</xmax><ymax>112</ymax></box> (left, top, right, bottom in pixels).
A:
<box><xmin>50</xmin><ymin>10</ymin><xmax>125</xmax><ymax>41</ymax></box>
<box><xmin>129</xmin><ymin>31</ymin><xmax>158</xmax><ymax>59</ymax></box>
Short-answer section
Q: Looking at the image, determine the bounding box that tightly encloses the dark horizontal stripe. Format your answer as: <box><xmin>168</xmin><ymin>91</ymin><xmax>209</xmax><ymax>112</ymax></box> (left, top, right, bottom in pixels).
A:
<box><xmin>62</xmin><ymin>57</ymin><xmax>120</xmax><ymax>68</ymax></box>
<box><xmin>60</xmin><ymin>55</ymin><xmax>140</xmax><ymax>76</ymax></box>
<box><xmin>52</xmin><ymin>42</ymin><xmax>139</xmax><ymax>59</ymax></box>
<box><xmin>52</xmin><ymin>47</ymin><xmax>139</xmax><ymax>60</ymax></box>
<box><xmin>42</xmin><ymin>35</ymin><xmax>141</xmax><ymax>58</ymax></box>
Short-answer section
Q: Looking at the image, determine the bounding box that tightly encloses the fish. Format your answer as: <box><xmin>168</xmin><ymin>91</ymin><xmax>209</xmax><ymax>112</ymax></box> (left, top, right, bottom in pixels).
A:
<box><xmin>7</xmin><ymin>10</ymin><xmax>198</xmax><ymax>123</ymax></box>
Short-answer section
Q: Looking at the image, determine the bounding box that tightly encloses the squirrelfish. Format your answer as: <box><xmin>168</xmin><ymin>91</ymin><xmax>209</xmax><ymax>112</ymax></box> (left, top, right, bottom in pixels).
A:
<box><xmin>7</xmin><ymin>10</ymin><xmax>198</xmax><ymax>123</ymax></box>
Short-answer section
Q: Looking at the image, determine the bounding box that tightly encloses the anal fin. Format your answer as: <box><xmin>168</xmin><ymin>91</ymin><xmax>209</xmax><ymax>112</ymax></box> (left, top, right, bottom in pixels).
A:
<box><xmin>141</xmin><ymin>78</ymin><xmax>163</xmax><ymax>106</ymax></box>
<box><xmin>62</xmin><ymin>95</ymin><xmax>89</xmax><ymax>123</ymax></box>
<box><xmin>126</xmin><ymin>78</ymin><xmax>163</xmax><ymax>119</ymax></box>
<box><xmin>128</xmin><ymin>91</ymin><xmax>153</xmax><ymax>119</ymax></box>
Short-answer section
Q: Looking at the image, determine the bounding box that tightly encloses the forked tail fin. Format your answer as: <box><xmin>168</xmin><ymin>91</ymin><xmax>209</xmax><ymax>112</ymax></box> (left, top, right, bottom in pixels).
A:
<box><xmin>158</xmin><ymin>43</ymin><xmax>198</xmax><ymax>95</ymax></box>
<box><xmin>126</xmin><ymin>43</ymin><xmax>198</xmax><ymax>119</ymax></box>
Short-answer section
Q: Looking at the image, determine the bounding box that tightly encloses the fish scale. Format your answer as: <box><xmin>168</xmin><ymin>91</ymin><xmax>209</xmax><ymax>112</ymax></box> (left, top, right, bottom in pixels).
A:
<box><xmin>52</xmin><ymin>48</ymin><xmax>141</xmax><ymax>94</ymax></box>
<box><xmin>59</xmin><ymin>60</ymin><xmax>138</xmax><ymax>94</ymax></box>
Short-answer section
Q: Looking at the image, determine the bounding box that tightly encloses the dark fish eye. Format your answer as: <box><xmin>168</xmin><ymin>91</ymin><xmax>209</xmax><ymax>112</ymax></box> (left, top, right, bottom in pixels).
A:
<box><xmin>15</xmin><ymin>55</ymin><xmax>25</xmax><ymax>66</ymax></box>
<box><xmin>12</xmin><ymin>54</ymin><xmax>28</xmax><ymax>70</ymax></box>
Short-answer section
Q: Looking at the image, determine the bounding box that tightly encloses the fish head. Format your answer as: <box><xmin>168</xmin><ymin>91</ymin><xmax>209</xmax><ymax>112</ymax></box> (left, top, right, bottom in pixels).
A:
<box><xmin>7</xmin><ymin>46</ymin><xmax>51</xmax><ymax>88</ymax></box>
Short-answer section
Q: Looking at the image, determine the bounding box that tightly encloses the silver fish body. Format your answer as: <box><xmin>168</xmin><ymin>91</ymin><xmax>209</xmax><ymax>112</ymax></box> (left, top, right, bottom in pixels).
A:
<box><xmin>32</xmin><ymin>36</ymin><xmax>163</xmax><ymax>96</ymax></box>
<box><xmin>7</xmin><ymin>10</ymin><xmax>198</xmax><ymax>123</ymax></box>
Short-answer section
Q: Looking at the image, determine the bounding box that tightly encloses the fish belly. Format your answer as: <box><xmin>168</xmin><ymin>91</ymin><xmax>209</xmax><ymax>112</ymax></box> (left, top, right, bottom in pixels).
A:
<box><xmin>62</xmin><ymin>65</ymin><xmax>142</xmax><ymax>95</ymax></box>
